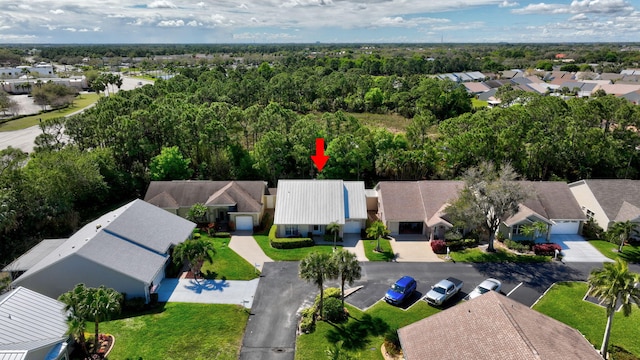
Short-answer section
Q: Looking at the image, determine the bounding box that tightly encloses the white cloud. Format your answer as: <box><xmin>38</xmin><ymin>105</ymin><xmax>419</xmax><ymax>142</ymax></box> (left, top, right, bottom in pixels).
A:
<box><xmin>157</xmin><ymin>19</ymin><xmax>185</xmax><ymax>27</ymax></box>
<box><xmin>50</xmin><ymin>9</ymin><xmax>64</xmax><ymax>15</ymax></box>
<box><xmin>499</xmin><ymin>1</ymin><xmax>519</xmax><ymax>7</ymax></box>
<box><xmin>147</xmin><ymin>1</ymin><xmax>177</xmax><ymax>9</ymax></box>
<box><xmin>512</xmin><ymin>3</ymin><xmax>569</xmax><ymax>14</ymax></box>
<box><xmin>197</xmin><ymin>2</ymin><xmax>206</xmax><ymax>8</ymax></box>
<box><xmin>513</xmin><ymin>0</ymin><xmax>632</xmax><ymax>14</ymax></box>
<box><xmin>187</xmin><ymin>20</ymin><xmax>200</xmax><ymax>26</ymax></box>
<box><xmin>239</xmin><ymin>3</ymin><xmax>249</xmax><ymax>9</ymax></box>
<box><xmin>63</xmin><ymin>27</ymin><xmax>77</xmax><ymax>32</ymax></box>
<box><xmin>569</xmin><ymin>13</ymin><xmax>589</xmax><ymax>20</ymax></box>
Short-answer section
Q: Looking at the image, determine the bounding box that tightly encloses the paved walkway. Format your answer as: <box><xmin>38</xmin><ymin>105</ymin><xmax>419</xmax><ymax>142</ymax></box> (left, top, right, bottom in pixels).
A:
<box><xmin>157</xmin><ymin>278</ymin><xmax>259</xmax><ymax>308</ymax></box>
<box><xmin>229</xmin><ymin>233</ymin><xmax>273</xmax><ymax>273</ymax></box>
<box><xmin>550</xmin><ymin>234</ymin><xmax>613</xmax><ymax>263</ymax></box>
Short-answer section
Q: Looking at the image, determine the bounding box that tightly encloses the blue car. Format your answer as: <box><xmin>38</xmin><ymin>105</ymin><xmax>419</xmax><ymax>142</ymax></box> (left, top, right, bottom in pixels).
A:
<box><xmin>385</xmin><ymin>276</ymin><xmax>417</xmax><ymax>305</ymax></box>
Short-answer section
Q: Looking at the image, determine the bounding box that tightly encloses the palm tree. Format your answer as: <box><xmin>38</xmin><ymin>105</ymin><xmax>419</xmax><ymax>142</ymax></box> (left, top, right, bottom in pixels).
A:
<box><xmin>332</xmin><ymin>249</ymin><xmax>361</xmax><ymax>309</ymax></box>
<box><xmin>85</xmin><ymin>286</ymin><xmax>122</xmax><ymax>353</ymax></box>
<box><xmin>587</xmin><ymin>259</ymin><xmax>640</xmax><ymax>358</ymax></box>
<box><xmin>59</xmin><ymin>284</ymin><xmax>90</xmax><ymax>355</ymax></box>
<box><xmin>327</xmin><ymin>221</ymin><xmax>340</xmax><ymax>251</ymax></box>
<box><xmin>299</xmin><ymin>252</ymin><xmax>335</xmax><ymax>318</ymax></box>
<box><xmin>172</xmin><ymin>239</ymin><xmax>216</xmax><ymax>281</ymax></box>
<box><xmin>608</xmin><ymin>221</ymin><xmax>637</xmax><ymax>253</ymax></box>
<box><xmin>533</xmin><ymin>221</ymin><xmax>549</xmax><ymax>242</ymax></box>
<box><xmin>366</xmin><ymin>220</ymin><xmax>390</xmax><ymax>252</ymax></box>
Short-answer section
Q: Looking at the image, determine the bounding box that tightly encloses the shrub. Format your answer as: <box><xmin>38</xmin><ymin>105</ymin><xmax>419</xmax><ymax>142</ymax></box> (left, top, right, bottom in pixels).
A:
<box><xmin>431</xmin><ymin>240</ymin><xmax>447</xmax><ymax>254</ymax></box>
<box><xmin>444</xmin><ymin>230</ymin><xmax>463</xmax><ymax>241</ymax></box>
<box><xmin>193</xmin><ymin>232</ymin><xmax>201</xmax><ymax>239</ymax></box>
<box><xmin>269</xmin><ymin>225</ymin><xmax>314</xmax><ymax>249</ymax></box>
<box><xmin>533</xmin><ymin>243</ymin><xmax>562</xmax><ymax>256</ymax></box>
<box><xmin>323</xmin><ymin>233</ymin><xmax>343</xmax><ymax>242</ymax></box>
<box><xmin>445</xmin><ymin>238</ymin><xmax>478</xmax><ymax>251</ymax></box>
<box><xmin>299</xmin><ymin>307</ymin><xmax>316</xmax><ymax>334</ymax></box>
<box><xmin>124</xmin><ymin>296</ymin><xmax>146</xmax><ymax>311</ymax></box>
<box><xmin>383</xmin><ymin>328</ymin><xmax>401</xmax><ymax>356</ymax></box>
<box><xmin>322</xmin><ymin>297</ymin><xmax>347</xmax><ymax>322</ymax></box>
<box><xmin>583</xmin><ymin>218</ymin><xmax>604</xmax><ymax>240</ymax></box>
<box><xmin>505</xmin><ymin>239</ymin><xmax>531</xmax><ymax>253</ymax></box>
<box><xmin>214</xmin><ymin>232</ymin><xmax>231</xmax><ymax>238</ymax></box>
<box><xmin>315</xmin><ymin>287</ymin><xmax>341</xmax><ymax>307</ymax></box>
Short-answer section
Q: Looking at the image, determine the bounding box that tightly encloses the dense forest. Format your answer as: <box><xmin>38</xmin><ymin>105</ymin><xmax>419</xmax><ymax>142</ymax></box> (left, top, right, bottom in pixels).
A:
<box><xmin>1</xmin><ymin>44</ymin><xmax>640</xmax><ymax>266</ymax></box>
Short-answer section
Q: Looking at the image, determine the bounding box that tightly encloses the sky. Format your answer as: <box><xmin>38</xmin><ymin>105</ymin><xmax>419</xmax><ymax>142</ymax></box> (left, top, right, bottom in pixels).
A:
<box><xmin>2</xmin><ymin>0</ymin><xmax>640</xmax><ymax>44</ymax></box>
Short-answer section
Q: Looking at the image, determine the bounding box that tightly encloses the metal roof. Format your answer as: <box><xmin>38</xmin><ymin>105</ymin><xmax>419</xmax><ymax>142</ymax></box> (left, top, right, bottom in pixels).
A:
<box><xmin>274</xmin><ymin>180</ymin><xmax>347</xmax><ymax>225</ymax></box>
<box><xmin>2</xmin><ymin>239</ymin><xmax>66</xmax><ymax>272</ymax></box>
<box><xmin>0</xmin><ymin>287</ymin><xmax>67</xmax><ymax>352</ymax></box>
<box><xmin>344</xmin><ymin>182</ymin><xmax>367</xmax><ymax>220</ymax></box>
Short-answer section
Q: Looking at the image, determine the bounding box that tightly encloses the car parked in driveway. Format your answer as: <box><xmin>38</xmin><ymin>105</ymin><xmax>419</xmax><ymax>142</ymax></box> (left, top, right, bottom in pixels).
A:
<box><xmin>385</xmin><ymin>276</ymin><xmax>417</xmax><ymax>305</ymax></box>
<box><xmin>467</xmin><ymin>278</ymin><xmax>502</xmax><ymax>300</ymax></box>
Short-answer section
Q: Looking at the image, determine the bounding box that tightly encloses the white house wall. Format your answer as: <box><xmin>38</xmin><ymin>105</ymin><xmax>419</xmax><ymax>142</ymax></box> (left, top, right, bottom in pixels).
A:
<box><xmin>387</xmin><ymin>221</ymin><xmax>400</xmax><ymax>235</ymax></box>
<box><xmin>15</xmin><ymin>255</ymin><xmax>148</xmax><ymax>300</ymax></box>
<box><xmin>569</xmin><ymin>183</ymin><xmax>611</xmax><ymax>230</ymax></box>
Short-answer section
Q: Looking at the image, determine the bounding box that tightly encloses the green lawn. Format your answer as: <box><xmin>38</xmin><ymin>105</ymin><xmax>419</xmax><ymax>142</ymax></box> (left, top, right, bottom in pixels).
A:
<box><xmin>199</xmin><ymin>234</ymin><xmax>259</xmax><ymax>280</ymax></box>
<box><xmin>588</xmin><ymin>239</ymin><xmax>640</xmax><ymax>263</ymax></box>
<box><xmin>347</xmin><ymin>112</ymin><xmax>413</xmax><ymax>133</ymax></box>
<box><xmin>0</xmin><ymin>93</ymin><xmax>100</xmax><ymax>131</ymax></box>
<box><xmin>100</xmin><ymin>303</ymin><xmax>248</xmax><ymax>360</ymax></box>
<box><xmin>253</xmin><ymin>235</ymin><xmax>336</xmax><ymax>261</ymax></box>
<box><xmin>363</xmin><ymin>239</ymin><xmax>395</xmax><ymax>261</ymax></box>
<box><xmin>533</xmin><ymin>282</ymin><xmax>640</xmax><ymax>356</ymax></box>
<box><xmin>295</xmin><ymin>301</ymin><xmax>439</xmax><ymax>360</ymax></box>
<box><xmin>449</xmin><ymin>247</ymin><xmax>551</xmax><ymax>263</ymax></box>
<box><xmin>472</xmin><ymin>98</ymin><xmax>488</xmax><ymax>108</ymax></box>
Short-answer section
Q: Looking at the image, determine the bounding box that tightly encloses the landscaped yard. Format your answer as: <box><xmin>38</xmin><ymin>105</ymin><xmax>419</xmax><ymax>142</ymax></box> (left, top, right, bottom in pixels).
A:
<box><xmin>533</xmin><ymin>282</ymin><xmax>640</xmax><ymax>357</ymax></box>
<box><xmin>0</xmin><ymin>93</ymin><xmax>100</xmax><ymax>131</ymax></box>
<box><xmin>448</xmin><ymin>247</ymin><xmax>550</xmax><ymax>263</ymax></box>
<box><xmin>588</xmin><ymin>239</ymin><xmax>640</xmax><ymax>263</ymax></box>
<box><xmin>363</xmin><ymin>239</ymin><xmax>394</xmax><ymax>261</ymax></box>
<box><xmin>196</xmin><ymin>234</ymin><xmax>259</xmax><ymax>280</ymax></box>
<box><xmin>295</xmin><ymin>300</ymin><xmax>440</xmax><ymax>360</ymax></box>
<box><xmin>254</xmin><ymin>235</ymin><xmax>336</xmax><ymax>261</ymax></box>
<box><xmin>100</xmin><ymin>303</ymin><xmax>248</xmax><ymax>360</ymax></box>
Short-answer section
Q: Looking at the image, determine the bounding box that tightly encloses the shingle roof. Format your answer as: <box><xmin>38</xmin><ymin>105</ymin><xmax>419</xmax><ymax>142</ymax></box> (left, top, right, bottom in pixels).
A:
<box><xmin>0</xmin><ymin>287</ymin><xmax>67</xmax><ymax>351</ymax></box>
<box><xmin>12</xmin><ymin>199</ymin><xmax>195</xmax><ymax>286</ymax></box>
<box><xmin>515</xmin><ymin>182</ymin><xmax>585</xmax><ymax>221</ymax></box>
<box><xmin>376</xmin><ymin>181</ymin><xmax>462</xmax><ymax>222</ymax></box>
<box><xmin>274</xmin><ymin>180</ymin><xmax>346</xmax><ymax>225</ymax></box>
<box><xmin>2</xmin><ymin>239</ymin><xmax>66</xmax><ymax>272</ymax></box>
<box><xmin>398</xmin><ymin>291</ymin><xmax>601</xmax><ymax>360</ymax></box>
<box><xmin>574</xmin><ymin>180</ymin><xmax>640</xmax><ymax>221</ymax></box>
<box><xmin>144</xmin><ymin>180</ymin><xmax>266</xmax><ymax>213</ymax></box>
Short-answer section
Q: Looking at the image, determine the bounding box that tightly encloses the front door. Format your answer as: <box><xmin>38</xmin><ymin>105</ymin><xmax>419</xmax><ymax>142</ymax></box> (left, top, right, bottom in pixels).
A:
<box><xmin>312</xmin><ymin>225</ymin><xmax>324</xmax><ymax>235</ymax></box>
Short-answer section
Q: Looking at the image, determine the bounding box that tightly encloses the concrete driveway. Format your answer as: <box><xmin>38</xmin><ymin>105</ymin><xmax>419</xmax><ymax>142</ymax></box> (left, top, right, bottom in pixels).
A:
<box><xmin>390</xmin><ymin>235</ymin><xmax>442</xmax><ymax>262</ymax></box>
<box><xmin>157</xmin><ymin>278</ymin><xmax>259</xmax><ymax>308</ymax></box>
<box><xmin>550</xmin><ymin>235</ymin><xmax>613</xmax><ymax>263</ymax></box>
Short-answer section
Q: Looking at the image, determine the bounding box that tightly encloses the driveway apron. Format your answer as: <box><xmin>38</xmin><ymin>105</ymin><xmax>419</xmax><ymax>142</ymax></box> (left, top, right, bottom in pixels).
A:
<box><xmin>551</xmin><ymin>234</ymin><xmax>613</xmax><ymax>262</ymax></box>
<box><xmin>239</xmin><ymin>262</ymin><xmax>316</xmax><ymax>360</ymax></box>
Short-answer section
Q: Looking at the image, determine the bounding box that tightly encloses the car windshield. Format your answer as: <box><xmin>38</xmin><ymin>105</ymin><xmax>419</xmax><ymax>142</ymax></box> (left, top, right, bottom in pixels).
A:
<box><xmin>432</xmin><ymin>287</ymin><xmax>446</xmax><ymax>294</ymax></box>
<box><xmin>477</xmin><ymin>286</ymin><xmax>490</xmax><ymax>294</ymax></box>
<box><xmin>391</xmin><ymin>284</ymin><xmax>405</xmax><ymax>293</ymax></box>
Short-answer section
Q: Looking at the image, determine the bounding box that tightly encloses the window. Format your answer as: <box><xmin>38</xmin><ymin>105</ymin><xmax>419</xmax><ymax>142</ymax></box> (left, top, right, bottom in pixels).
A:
<box><xmin>313</xmin><ymin>225</ymin><xmax>319</xmax><ymax>231</ymax></box>
<box><xmin>513</xmin><ymin>224</ymin><xmax>524</xmax><ymax>235</ymax></box>
<box><xmin>285</xmin><ymin>225</ymin><xmax>298</xmax><ymax>236</ymax></box>
<box><xmin>586</xmin><ymin>209</ymin><xmax>595</xmax><ymax>220</ymax></box>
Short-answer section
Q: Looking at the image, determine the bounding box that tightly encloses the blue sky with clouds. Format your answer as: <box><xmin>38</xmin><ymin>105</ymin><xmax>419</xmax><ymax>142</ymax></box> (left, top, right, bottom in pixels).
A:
<box><xmin>2</xmin><ymin>0</ymin><xmax>640</xmax><ymax>43</ymax></box>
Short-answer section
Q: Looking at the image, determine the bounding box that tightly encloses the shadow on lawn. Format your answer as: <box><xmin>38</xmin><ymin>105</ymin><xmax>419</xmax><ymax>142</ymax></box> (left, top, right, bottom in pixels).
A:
<box><xmin>618</xmin><ymin>245</ymin><xmax>640</xmax><ymax>264</ymax></box>
<box><xmin>325</xmin><ymin>314</ymin><xmax>389</xmax><ymax>350</ymax></box>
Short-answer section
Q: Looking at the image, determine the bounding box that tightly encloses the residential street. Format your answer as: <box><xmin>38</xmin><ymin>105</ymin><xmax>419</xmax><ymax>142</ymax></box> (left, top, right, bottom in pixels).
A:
<box><xmin>239</xmin><ymin>260</ymin><xmax>639</xmax><ymax>360</ymax></box>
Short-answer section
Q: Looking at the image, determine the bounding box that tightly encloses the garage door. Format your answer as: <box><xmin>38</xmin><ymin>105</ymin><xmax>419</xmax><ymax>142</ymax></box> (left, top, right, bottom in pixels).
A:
<box><xmin>550</xmin><ymin>221</ymin><xmax>580</xmax><ymax>235</ymax></box>
<box><xmin>235</xmin><ymin>216</ymin><xmax>254</xmax><ymax>231</ymax></box>
<box><xmin>344</xmin><ymin>220</ymin><xmax>362</xmax><ymax>234</ymax></box>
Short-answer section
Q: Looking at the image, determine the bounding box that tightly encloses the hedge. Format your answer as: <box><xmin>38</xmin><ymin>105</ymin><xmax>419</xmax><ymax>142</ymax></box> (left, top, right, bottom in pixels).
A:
<box><xmin>268</xmin><ymin>225</ymin><xmax>314</xmax><ymax>249</ymax></box>
<box><xmin>533</xmin><ymin>243</ymin><xmax>562</xmax><ymax>256</ymax></box>
<box><xmin>431</xmin><ymin>240</ymin><xmax>447</xmax><ymax>254</ymax></box>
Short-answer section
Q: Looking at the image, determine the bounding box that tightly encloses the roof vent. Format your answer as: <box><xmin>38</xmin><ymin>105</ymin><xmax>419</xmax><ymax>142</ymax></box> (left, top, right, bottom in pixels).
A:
<box><xmin>96</xmin><ymin>224</ymin><xmax>102</xmax><ymax>231</ymax></box>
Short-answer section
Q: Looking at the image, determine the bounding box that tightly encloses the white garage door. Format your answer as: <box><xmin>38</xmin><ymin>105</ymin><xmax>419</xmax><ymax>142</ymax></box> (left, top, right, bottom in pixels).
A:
<box><xmin>550</xmin><ymin>221</ymin><xmax>580</xmax><ymax>235</ymax></box>
<box><xmin>235</xmin><ymin>216</ymin><xmax>254</xmax><ymax>231</ymax></box>
<box><xmin>343</xmin><ymin>220</ymin><xmax>362</xmax><ymax>234</ymax></box>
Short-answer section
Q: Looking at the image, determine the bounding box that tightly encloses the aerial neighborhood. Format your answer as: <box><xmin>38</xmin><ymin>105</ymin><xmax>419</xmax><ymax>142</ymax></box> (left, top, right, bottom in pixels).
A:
<box><xmin>1</xmin><ymin>44</ymin><xmax>640</xmax><ymax>360</ymax></box>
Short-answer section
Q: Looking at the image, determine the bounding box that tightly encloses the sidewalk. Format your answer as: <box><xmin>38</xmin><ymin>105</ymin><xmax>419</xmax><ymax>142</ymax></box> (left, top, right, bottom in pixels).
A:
<box><xmin>229</xmin><ymin>233</ymin><xmax>273</xmax><ymax>273</ymax></box>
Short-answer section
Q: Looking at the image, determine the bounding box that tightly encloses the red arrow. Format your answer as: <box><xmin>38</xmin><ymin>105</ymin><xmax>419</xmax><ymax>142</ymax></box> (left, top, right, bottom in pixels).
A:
<box><xmin>311</xmin><ymin>138</ymin><xmax>330</xmax><ymax>172</ymax></box>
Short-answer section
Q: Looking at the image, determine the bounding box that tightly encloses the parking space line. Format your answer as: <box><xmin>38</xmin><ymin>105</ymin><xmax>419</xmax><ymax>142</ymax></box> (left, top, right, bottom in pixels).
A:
<box><xmin>506</xmin><ymin>282</ymin><xmax>523</xmax><ymax>297</ymax></box>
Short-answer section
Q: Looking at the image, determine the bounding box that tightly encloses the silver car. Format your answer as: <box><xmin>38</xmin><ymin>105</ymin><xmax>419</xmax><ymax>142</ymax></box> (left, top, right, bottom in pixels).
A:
<box><xmin>467</xmin><ymin>278</ymin><xmax>501</xmax><ymax>300</ymax></box>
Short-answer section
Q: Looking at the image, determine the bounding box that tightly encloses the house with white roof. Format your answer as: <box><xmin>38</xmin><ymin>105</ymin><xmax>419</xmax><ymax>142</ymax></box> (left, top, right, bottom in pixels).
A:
<box><xmin>0</xmin><ymin>287</ymin><xmax>71</xmax><ymax>360</ymax></box>
<box><xmin>7</xmin><ymin>199</ymin><xmax>195</xmax><ymax>302</ymax></box>
<box><xmin>273</xmin><ymin>180</ymin><xmax>367</xmax><ymax>237</ymax></box>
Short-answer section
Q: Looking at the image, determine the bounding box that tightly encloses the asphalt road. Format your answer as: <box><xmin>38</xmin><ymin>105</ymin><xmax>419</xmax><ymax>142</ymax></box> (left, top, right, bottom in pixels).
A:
<box><xmin>239</xmin><ymin>261</ymin><xmax>637</xmax><ymax>360</ymax></box>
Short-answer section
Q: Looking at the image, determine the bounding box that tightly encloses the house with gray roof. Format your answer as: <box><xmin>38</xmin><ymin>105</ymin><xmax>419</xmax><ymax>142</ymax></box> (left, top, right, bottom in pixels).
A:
<box><xmin>9</xmin><ymin>199</ymin><xmax>195</xmax><ymax>302</ymax></box>
<box><xmin>569</xmin><ymin>179</ymin><xmax>640</xmax><ymax>237</ymax></box>
<box><xmin>144</xmin><ymin>180</ymin><xmax>268</xmax><ymax>231</ymax></box>
<box><xmin>375</xmin><ymin>181</ymin><xmax>585</xmax><ymax>240</ymax></box>
<box><xmin>0</xmin><ymin>287</ymin><xmax>71</xmax><ymax>360</ymax></box>
<box><xmin>398</xmin><ymin>291</ymin><xmax>601</xmax><ymax>360</ymax></box>
<box><xmin>273</xmin><ymin>180</ymin><xmax>367</xmax><ymax>237</ymax></box>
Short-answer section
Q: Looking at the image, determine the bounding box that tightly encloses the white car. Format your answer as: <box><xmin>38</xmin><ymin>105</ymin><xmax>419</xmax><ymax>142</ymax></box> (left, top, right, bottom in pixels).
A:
<box><xmin>467</xmin><ymin>278</ymin><xmax>502</xmax><ymax>300</ymax></box>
